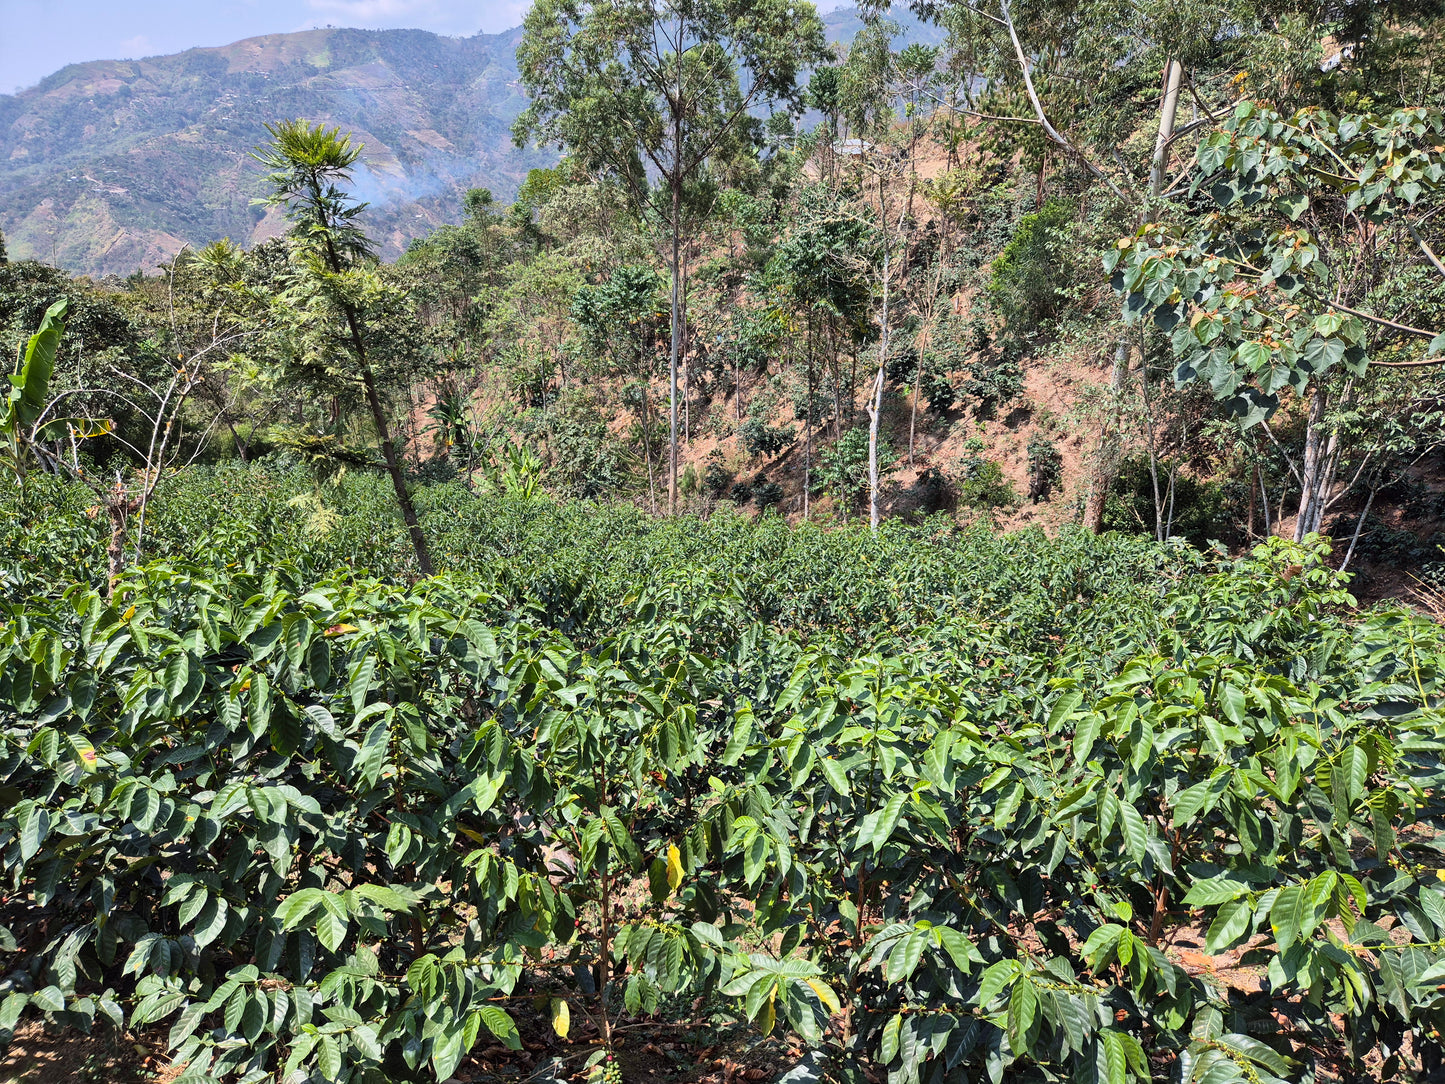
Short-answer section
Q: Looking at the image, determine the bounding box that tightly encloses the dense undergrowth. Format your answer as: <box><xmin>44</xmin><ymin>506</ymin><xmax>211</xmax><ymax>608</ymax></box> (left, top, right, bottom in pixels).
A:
<box><xmin>3</xmin><ymin>466</ymin><xmax>1445</xmax><ymax>1084</ymax></box>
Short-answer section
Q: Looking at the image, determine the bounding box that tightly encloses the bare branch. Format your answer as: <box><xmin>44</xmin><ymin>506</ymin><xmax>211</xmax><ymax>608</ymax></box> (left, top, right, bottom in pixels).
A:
<box><xmin>996</xmin><ymin>0</ymin><xmax>1129</xmax><ymax>202</ymax></box>
<box><xmin>1261</xmin><ymin>420</ymin><xmax>1303</xmax><ymax>486</ymax></box>
<box><xmin>1326</xmin><ymin>299</ymin><xmax>1438</xmax><ymax>340</ymax></box>
<box><xmin>1408</xmin><ymin>221</ymin><xmax>1445</xmax><ymax>279</ymax></box>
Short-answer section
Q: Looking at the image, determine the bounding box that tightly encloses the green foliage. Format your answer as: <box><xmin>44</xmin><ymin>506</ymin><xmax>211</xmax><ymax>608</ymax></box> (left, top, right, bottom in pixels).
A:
<box><xmin>818</xmin><ymin>426</ymin><xmax>895</xmax><ymax>512</ymax></box>
<box><xmin>252</xmin><ymin>120</ymin><xmax>374</xmax><ymax>265</ymax></box>
<box><xmin>514</xmin><ymin>0</ymin><xmax>828</xmax><ymax>196</ymax></box>
<box><xmin>571</xmin><ymin>265</ymin><xmax>664</xmax><ymax>363</ymax></box>
<box><xmin>537</xmin><ymin>388</ymin><xmax>630</xmax><ymax>499</ymax></box>
<box><xmin>730</xmin><ymin>474</ymin><xmax>784</xmax><ymax>510</ymax></box>
<box><xmin>923</xmin><ymin>310</ymin><xmax>1022</xmax><ymax>417</ymax></box>
<box><xmin>957</xmin><ymin>457</ymin><xmax>1018</xmax><ymax>513</ymax></box>
<box><xmin>763</xmin><ymin>184</ymin><xmax>875</xmax><ymax>337</ymax></box>
<box><xmin>6</xmin><ymin>465</ymin><xmax>1445</xmax><ymax>1082</ymax></box>
<box><xmin>738</xmin><ymin>415</ymin><xmax>795</xmax><ymax>458</ymax></box>
<box><xmin>1109</xmin><ymin>104</ymin><xmax>1445</xmax><ymax>427</ymax></box>
<box><xmin>2</xmin><ymin>301</ymin><xmax>98</xmax><ymax>483</ymax></box>
<box><xmin>1104</xmin><ymin>454</ymin><xmax>1234</xmax><ymax>546</ymax></box>
<box><xmin>988</xmin><ymin>198</ymin><xmax>1078</xmax><ymax>340</ymax></box>
<box><xmin>956</xmin><ymin>440</ymin><xmax>1020</xmax><ymax>514</ymax></box>
<box><xmin>1027</xmin><ymin>433</ymin><xmax>1062</xmax><ymax>502</ymax></box>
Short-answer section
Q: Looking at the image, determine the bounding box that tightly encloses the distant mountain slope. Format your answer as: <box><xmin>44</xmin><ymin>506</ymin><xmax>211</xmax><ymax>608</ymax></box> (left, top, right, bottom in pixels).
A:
<box><xmin>0</xmin><ymin>6</ymin><xmax>940</xmax><ymax>277</ymax></box>
<box><xmin>0</xmin><ymin>26</ymin><xmax>550</xmax><ymax>276</ymax></box>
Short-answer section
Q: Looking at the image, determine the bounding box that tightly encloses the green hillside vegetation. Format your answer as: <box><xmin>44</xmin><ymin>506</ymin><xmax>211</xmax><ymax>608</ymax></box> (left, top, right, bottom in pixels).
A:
<box><xmin>2</xmin><ymin>1</ymin><xmax>1445</xmax><ymax>1082</ymax></box>
<box><xmin>0</xmin><ymin>7</ymin><xmax>932</xmax><ymax>280</ymax></box>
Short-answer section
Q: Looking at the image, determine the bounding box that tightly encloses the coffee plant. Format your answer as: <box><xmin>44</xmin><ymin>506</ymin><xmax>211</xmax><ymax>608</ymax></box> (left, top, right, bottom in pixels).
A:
<box><xmin>3</xmin><ymin>462</ymin><xmax>1445</xmax><ymax>1083</ymax></box>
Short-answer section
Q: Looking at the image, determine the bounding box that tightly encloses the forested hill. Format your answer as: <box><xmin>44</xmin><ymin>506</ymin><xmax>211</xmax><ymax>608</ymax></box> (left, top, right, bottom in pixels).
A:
<box><xmin>0</xmin><ymin>6</ymin><xmax>938</xmax><ymax>278</ymax></box>
<box><xmin>0</xmin><ymin>26</ymin><xmax>547</xmax><ymax>276</ymax></box>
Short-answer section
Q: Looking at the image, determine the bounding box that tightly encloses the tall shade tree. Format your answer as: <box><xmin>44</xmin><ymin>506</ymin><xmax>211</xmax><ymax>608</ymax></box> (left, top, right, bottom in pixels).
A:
<box><xmin>911</xmin><ymin>0</ymin><xmax>1445</xmax><ymax>531</ymax></box>
<box><xmin>514</xmin><ymin>0</ymin><xmax>830</xmax><ymax>513</ymax></box>
<box><xmin>253</xmin><ymin>120</ymin><xmax>434</xmax><ymax>575</ymax></box>
<box><xmin>1111</xmin><ymin>103</ymin><xmax>1445</xmax><ymax>541</ymax></box>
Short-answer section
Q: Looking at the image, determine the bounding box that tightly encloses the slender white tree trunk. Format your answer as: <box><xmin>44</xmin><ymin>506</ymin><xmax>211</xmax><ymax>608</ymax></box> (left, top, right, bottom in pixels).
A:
<box><xmin>1341</xmin><ymin>485</ymin><xmax>1376</xmax><ymax>572</ymax></box>
<box><xmin>804</xmin><ymin>324</ymin><xmax>813</xmax><ymax>521</ymax></box>
<box><xmin>868</xmin><ymin>243</ymin><xmax>891</xmax><ymax>533</ymax></box>
<box><xmin>1149</xmin><ymin>59</ymin><xmax>1183</xmax><ymax>202</ymax></box>
<box><xmin>1088</xmin><ymin>58</ymin><xmax>1183</xmax><ymax>534</ymax></box>
<box><xmin>668</xmin><ymin>111</ymin><xmax>682</xmax><ymax>515</ymax></box>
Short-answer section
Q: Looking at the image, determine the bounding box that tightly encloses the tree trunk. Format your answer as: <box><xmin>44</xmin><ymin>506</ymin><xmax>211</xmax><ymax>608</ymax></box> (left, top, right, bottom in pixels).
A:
<box><xmin>319</xmin><ymin>223</ymin><xmax>433</xmax><ymax>576</ymax></box>
<box><xmin>846</xmin><ymin>339</ymin><xmax>856</xmax><ymax>433</ymax></box>
<box><xmin>227</xmin><ymin>419</ymin><xmax>249</xmax><ymax>462</ymax></box>
<box><xmin>1149</xmin><ymin>59</ymin><xmax>1184</xmax><ymax>203</ymax></box>
<box><xmin>1083</xmin><ymin>337</ymin><xmax>1129</xmax><ymax>533</ymax></box>
<box><xmin>1294</xmin><ymin>384</ymin><xmax>1330</xmax><ymax>542</ymax></box>
<box><xmin>908</xmin><ymin>350</ymin><xmax>922</xmax><ymax>466</ymax></box>
<box><xmin>358</xmin><ymin>359</ymin><xmax>433</xmax><ymax>577</ymax></box>
<box><xmin>1087</xmin><ymin>57</ymin><xmax>1183</xmax><ymax>536</ymax></box>
<box><xmin>804</xmin><ymin>320</ymin><xmax>814</xmax><ymax>521</ymax></box>
<box><xmin>1246</xmin><ymin>466</ymin><xmax>1258</xmax><ymax>539</ymax></box>
<box><xmin>1259</xmin><ymin>464</ymin><xmax>1272</xmax><ymax>537</ymax></box>
<box><xmin>641</xmin><ymin>378</ymin><xmax>657</xmax><ymax>515</ymax></box>
<box><xmin>1341</xmin><ymin>486</ymin><xmax>1376</xmax><ymax>572</ymax></box>
<box><xmin>868</xmin><ymin>232</ymin><xmax>892</xmax><ymax>533</ymax></box>
<box><xmin>668</xmin><ymin>142</ymin><xmax>682</xmax><ymax>516</ymax></box>
<box><xmin>735</xmin><ymin>350</ymin><xmax>743</xmax><ymax>423</ymax></box>
<box><xmin>105</xmin><ymin>484</ymin><xmax>130</xmax><ymax>599</ymax></box>
<box><xmin>682</xmin><ymin>242</ymin><xmax>691</xmax><ymax>445</ymax></box>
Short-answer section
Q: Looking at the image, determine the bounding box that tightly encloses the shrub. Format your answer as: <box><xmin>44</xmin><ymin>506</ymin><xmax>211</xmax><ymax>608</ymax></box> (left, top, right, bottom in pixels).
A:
<box><xmin>921</xmin><ymin>312</ymin><xmax>1021</xmax><ymax>417</ymax></box>
<box><xmin>956</xmin><ymin>442</ymin><xmax>1019</xmax><ymax>512</ymax></box>
<box><xmin>542</xmin><ymin>389</ymin><xmax>629</xmax><ymax>498</ymax></box>
<box><xmin>752</xmin><ymin>478</ymin><xmax>784</xmax><ymax>509</ymax></box>
<box><xmin>987</xmin><ymin>198</ymin><xmax>1078</xmax><ymax>337</ymax></box>
<box><xmin>1104</xmin><ymin>453</ymin><xmax>1233</xmax><ymax>545</ymax></box>
<box><xmin>817</xmin><ymin>426</ymin><xmax>896</xmax><ymax>512</ymax></box>
<box><xmin>738</xmin><ymin>415</ymin><xmax>795</xmax><ymax>457</ymax></box>
<box><xmin>961</xmin><ymin>352</ymin><xmax>1023</xmax><ymax>416</ymax></box>
<box><xmin>703</xmin><ymin>460</ymin><xmax>734</xmax><ymax>496</ymax></box>
<box><xmin>1027</xmin><ymin>433</ymin><xmax>1063</xmax><ymax>502</ymax></box>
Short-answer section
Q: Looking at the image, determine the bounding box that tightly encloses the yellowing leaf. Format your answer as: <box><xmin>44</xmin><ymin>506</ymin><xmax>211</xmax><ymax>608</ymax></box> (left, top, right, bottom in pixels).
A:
<box><xmin>121</xmin><ymin>605</ymin><xmax>136</xmax><ymax>622</ymax></box>
<box><xmin>756</xmin><ymin>993</ymin><xmax>775</xmax><ymax>1036</ymax></box>
<box><xmin>805</xmin><ymin>979</ymin><xmax>841</xmax><ymax>1015</ymax></box>
<box><xmin>550</xmin><ymin>998</ymin><xmax>569</xmax><ymax>1038</ymax></box>
<box><xmin>666</xmin><ymin>843</ymin><xmax>684</xmax><ymax>892</ymax></box>
<box><xmin>324</xmin><ymin>624</ymin><xmax>359</xmax><ymax>638</ymax></box>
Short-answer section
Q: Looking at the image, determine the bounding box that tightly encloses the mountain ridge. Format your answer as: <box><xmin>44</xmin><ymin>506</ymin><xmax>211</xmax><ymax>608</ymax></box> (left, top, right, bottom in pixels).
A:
<box><xmin>0</xmin><ymin>24</ymin><xmax>548</xmax><ymax>276</ymax></box>
<box><xmin>0</xmin><ymin>7</ymin><xmax>941</xmax><ymax>277</ymax></box>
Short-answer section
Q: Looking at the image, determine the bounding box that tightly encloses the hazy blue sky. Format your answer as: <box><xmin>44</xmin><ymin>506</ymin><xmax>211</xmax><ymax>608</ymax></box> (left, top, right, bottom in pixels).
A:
<box><xmin>0</xmin><ymin>0</ymin><xmax>854</xmax><ymax>95</ymax></box>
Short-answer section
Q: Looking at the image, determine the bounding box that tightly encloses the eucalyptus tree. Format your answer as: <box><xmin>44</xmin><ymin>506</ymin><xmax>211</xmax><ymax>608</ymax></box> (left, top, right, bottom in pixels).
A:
<box><xmin>252</xmin><ymin>120</ymin><xmax>433</xmax><ymax>575</ymax></box>
<box><xmin>514</xmin><ymin>0</ymin><xmax>830</xmax><ymax>513</ymax></box>
<box><xmin>839</xmin><ymin>15</ymin><xmax>911</xmax><ymax>532</ymax></box>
